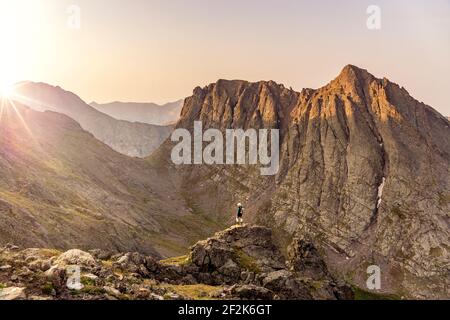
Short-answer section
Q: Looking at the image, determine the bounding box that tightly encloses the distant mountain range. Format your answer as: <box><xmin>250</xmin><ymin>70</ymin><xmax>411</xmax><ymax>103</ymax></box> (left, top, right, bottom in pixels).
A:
<box><xmin>12</xmin><ymin>82</ymin><xmax>174</xmax><ymax>158</ymax></box>
<box><xmin>90</xmin><ymin>100</ymin><xmax>184</xmax><ymax>126</ymax></box>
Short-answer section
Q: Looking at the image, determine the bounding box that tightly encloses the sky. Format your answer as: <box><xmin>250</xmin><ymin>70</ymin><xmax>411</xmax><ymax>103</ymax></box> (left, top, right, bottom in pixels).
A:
<box><xmin>0</xmin><ymin>0</ymin><xmax>449</xmax><ymax>115</ymax></box>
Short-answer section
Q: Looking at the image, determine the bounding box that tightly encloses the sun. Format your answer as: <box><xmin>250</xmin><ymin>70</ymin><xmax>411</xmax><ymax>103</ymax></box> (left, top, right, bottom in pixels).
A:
<box><xmin>0</xmin><ymin>81</ymin><xmax>15</xmax><ymax>98</ymax></box>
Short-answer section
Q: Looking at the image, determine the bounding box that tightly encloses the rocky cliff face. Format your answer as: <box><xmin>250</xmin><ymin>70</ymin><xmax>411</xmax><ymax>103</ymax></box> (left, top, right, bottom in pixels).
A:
<box><xmin>0</xmin><ymin>225</ymin><xmax>354</xmax><ymax>300</ymax></box>
<box><xmin>150</xmin><ymin>65</ymin><xmax>450</xmax><ymax>299</ymax></box>
<box><xmin>13</xmin><ymin>82</ymin><xmax>173</xmax><ymax>157</ymax></box>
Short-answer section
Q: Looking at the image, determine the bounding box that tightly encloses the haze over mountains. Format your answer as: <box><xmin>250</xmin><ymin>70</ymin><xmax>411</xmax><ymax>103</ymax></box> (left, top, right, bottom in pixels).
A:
<box><xmin>90</xmin><ymin>100</ymin><xmax>183</xmax><ymax>126</ymax></box>
<box><xmin>0</xmin><ymin>65</ymin><xmax>448</xmax><ymax>299</ymax></box>
<box><xmin>12</xmin><ymin>82</ymin><xmax>174</xmax><ymax>158</ymax></box>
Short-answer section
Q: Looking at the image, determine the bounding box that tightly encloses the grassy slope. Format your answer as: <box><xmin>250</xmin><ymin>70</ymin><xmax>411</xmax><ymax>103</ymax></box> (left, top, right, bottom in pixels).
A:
<box><xmin>0</xmin><ymin>103</ymin><xmax>223</xmax><ymax>256</ymax></box>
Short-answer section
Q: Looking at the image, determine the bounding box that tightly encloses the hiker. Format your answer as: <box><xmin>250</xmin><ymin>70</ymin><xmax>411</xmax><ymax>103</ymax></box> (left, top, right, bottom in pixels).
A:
<box><xmin>236</xmin><ymin>203</ymin><xmax>244</xmax><ymax>225</ymax></box>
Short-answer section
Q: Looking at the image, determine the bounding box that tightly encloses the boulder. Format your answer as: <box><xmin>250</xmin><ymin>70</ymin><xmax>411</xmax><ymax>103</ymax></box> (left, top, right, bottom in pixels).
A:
<box><xmin>0</xmin><ymin>287</ymin><xmax>26</xmax><ymax>300</ymax></box>
<box><xmin>54</xmin><ymin>249</ymin><xmax>97</xmax><ymax>268</ymax></box>
<box><xmin>189</xmin><ymin>225</ymin><xmax>285</xmax><ymax>280</ymax></box>
<box><xmin>230</xmin><ymin>284</ymin><xmax>273</xmax><ymax>300</ymax></box>
<box><xmin>262</xmin><ymin>270</ymin><xmax>312</xmax><ymax>300</ymax></box>
<box><xmin>113</xmin><ymin>252</ymin><xmax>150</xmax><ymax>275</ymax></box>
<box><xmin>4</xmin><ymin>244</ymin><xmax>20</xmax><ymax>252</ymax></box>
<box><xmin>28</xmin><ymin>259</ymin><xmax>51</xmax><ymax>272</ymax></box>
<box><xmin>89</xmin><ymin>249</ymin><xmax>113</xmax><ymax>261</ymax></box>
<box><xmin>45</xmin><ymin>266</ymin><xmax>68</xmax><ymax>290</ymax></box>
<box><xmin>103</xmin><ymin>286</ymin><xmax>121</xmax><ymax>297</ymax></box>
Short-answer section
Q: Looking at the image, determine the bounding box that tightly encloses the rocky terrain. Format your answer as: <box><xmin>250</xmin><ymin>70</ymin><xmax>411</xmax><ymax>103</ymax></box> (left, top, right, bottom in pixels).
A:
<box><xmin>0</xmin><ymin>225</ymin><xmax>358</xmax><ymax>300</ymax></box>
<box><xmin>91</xmin><ymin>100</ymin><xmax>183</xmax><ymax>126</ymax></box>
<box><xmin>149</xmin><ymin>65</ymin><xmax>450</xmax><ymax>299</ymax></box>
<box><xmin>12</xmin><ymin>82</ymin><xmax>173</xmax><ymax>157</ymax></box>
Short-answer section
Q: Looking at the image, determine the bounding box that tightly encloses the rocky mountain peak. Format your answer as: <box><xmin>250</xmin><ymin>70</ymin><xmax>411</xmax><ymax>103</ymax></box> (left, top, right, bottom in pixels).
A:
<box><xmin>156</xmin><ymin>64</ymin><xmax>450</xmax><ymax>299</ymax></box>
<box><xmin>335</xmin><ymin>64</ymin><xmax>373</xmax><ymax>81</ymax></box>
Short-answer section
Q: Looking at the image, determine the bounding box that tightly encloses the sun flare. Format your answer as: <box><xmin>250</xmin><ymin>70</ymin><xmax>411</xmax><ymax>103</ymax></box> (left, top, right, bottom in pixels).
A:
<box><xmin>0</xmin><ymin>81</ymin><xmax>15</xmax><ymax>98</ymax></box>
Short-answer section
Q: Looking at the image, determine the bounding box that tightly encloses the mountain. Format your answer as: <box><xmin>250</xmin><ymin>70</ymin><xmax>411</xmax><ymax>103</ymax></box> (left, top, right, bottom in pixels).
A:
<box><xmin>90</xmin><ymin>100</ymin><xmax>184</xmax><ymax>126</ymax></box>
<box><xmin>1</xmin><ymin>65</ymin><xmax>448</xmax><ymax>299</ymax></box>
<box><xmin>148</xmin><ymin>65</ymin><xmax>450</xmax><ymax>298</ymax></box>
<box><xmin>0</xmin><ymin>101</ymin><xmax>223</xmax><ymax>257</ymax></box>
<box><xmin>12</xmin><ymin>82</ymin><xmax>173</xmax><ymax>157</ymax></box>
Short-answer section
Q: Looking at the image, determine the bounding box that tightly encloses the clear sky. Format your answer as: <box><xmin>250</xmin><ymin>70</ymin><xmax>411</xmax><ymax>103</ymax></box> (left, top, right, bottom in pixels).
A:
<box><xmin>0</xmin><ymin>0</ymin><xmax>449</xmax><ymax>115</ymax></box>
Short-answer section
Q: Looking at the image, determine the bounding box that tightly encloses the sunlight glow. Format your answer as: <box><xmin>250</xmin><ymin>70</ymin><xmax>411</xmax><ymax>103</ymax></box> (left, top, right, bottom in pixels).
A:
<box><xmin>0</xmin><ymin>81</ymin><xmax>15</xmax><ymax>98</ymax></box>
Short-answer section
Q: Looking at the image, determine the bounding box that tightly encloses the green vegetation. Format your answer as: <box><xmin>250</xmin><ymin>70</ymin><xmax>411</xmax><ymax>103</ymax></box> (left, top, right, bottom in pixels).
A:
<box><xmin>81</xmin><ymin>277</ymin><xmax>96</xmax><ymax>287</ymax></box>
<box><xmin>152</xmin><ymin>211</ymin><xmax>224</xmax><ymax>256</ymax></box>
<box><xmin>353</xmin><ymin>287</ymin><xmax>401</xmax><ymax>300</ymax></box>
<box><xmin>0</xmin><ymin>283</ymin><xmax>6</xmax><ymax>289</ymax></box>
<box><xmin>161</xmin><ymin>284</ymin><xmax>222</xmax><ymax>300</ymax></box>
<box><xmin>234</xmin><ymin>249</ymin><xmax>261</xmax><ymax>274</ymax></box>
<box><xmin>101</xmin><ymin>260</ymin><xmax>113</xmax><ymax>269</ymax></box>
<box><xmin>160</xmin><ymin>255</ymin><xmax>190</xmax><ymax>266</ymax></box>
<box><xmin>41</xmin><ymin>283</ymin><xmax>55</xmax><ymax>295</ymax></box>
<box><xmin>39</xmin><ymin>249</ymin><xmax>62</xmax><ymax>258</ymax></box>
<box><xmin>81</xmin><ymin>285</ymin><xmax>106</xmax><ymax>296</ymax></box>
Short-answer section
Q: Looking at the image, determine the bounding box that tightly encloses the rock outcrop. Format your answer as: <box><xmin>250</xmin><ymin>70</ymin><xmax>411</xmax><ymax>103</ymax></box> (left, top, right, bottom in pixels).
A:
<box><xmin>0</xmin><ymin>225</ymin><xmax>353</xmax><ymax>300</ymax></box>
<box><xmin>189</xmin><ymin>226</ymin><xmax>285</xmax><ymax>276</ymax></box>
<box><xmin>287</xmin><ymin>237</ymin><xmax>330</xmax><ymax>280</ymax></box>
<box><xmin>0</xmin><ymin>287</ymin><xmax>26</xmax><ymax>300</ymax></box>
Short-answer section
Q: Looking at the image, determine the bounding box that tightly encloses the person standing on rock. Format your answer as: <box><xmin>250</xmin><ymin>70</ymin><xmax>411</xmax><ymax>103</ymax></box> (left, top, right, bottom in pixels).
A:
<box><xmin>236</xmin><ymin>203</ymin><xmax>244</xmax><ymax>225</ymax></box>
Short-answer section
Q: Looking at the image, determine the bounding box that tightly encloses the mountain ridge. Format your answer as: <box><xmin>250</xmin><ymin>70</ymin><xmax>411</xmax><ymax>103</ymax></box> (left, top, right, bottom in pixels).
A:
<box><xmin>12</xmin><ymin>82</ymin><xmax>173</xmax><ymax>158</ymax></box>
<box><xmin>90</xmin><ymin>100</ymin><xmax>183</xmax><ymax>126</ymax></box>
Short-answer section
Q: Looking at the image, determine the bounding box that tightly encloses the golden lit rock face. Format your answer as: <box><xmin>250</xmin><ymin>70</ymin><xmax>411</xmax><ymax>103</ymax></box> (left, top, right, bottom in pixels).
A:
<box><xmin>158</xmin><ymin>65</ymin><xmax>449</xmax><ymax>299</ymax></box>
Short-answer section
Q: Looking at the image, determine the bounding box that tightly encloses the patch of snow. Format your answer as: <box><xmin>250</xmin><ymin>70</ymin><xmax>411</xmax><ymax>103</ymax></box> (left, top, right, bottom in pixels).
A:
<box><xmin>376</xmin><ymin>177</ymin><xmax>386</xmax><ymax>208</ymax></box>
